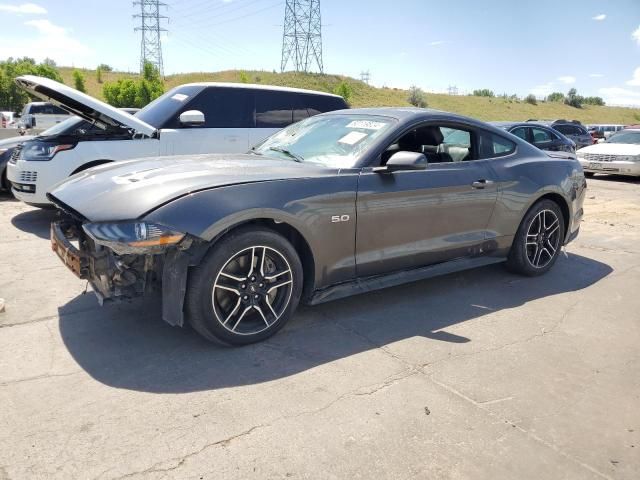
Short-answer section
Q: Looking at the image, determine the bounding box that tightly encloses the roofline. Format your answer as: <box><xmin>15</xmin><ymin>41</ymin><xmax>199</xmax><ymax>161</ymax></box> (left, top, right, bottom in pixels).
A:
<box><xmin>177</xmin><ymin>82</ymin><xmax>343</xmax><ymax>98</ymax></box>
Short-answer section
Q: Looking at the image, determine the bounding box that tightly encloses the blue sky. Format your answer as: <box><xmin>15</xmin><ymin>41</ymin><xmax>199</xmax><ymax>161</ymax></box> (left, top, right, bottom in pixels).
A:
<box><xmin>1</xmin><ymin>0</ymin><xmax>639</xmax><ymax>105</ymax></box>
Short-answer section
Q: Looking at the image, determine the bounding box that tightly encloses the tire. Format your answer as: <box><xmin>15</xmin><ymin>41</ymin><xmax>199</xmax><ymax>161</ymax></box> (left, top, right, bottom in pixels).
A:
<box><xmin>584</xmin><ymin>172</ymin><xmax>595</xmax><ymax>178</ymax></box>
<box><xmin>506</xmin><ymin>199</ymin><xmax>565</xmax><ymax>276</ymax></box>
<box><xmin>185</xmin><ymin>227</ymin><xmax>303</xmax><ymax>346</ymax></box>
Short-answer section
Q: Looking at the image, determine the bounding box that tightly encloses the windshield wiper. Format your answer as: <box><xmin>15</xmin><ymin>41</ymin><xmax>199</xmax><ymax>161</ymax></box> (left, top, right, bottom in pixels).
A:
<box><xmin>268</xmin><ymin>147</ymin><xmax>304</xmax><ymax>162</ymax></box>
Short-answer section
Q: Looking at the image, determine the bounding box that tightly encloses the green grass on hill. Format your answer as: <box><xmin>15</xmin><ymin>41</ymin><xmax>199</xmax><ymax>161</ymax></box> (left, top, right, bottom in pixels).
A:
<box><xmin>59</xmin><ymin>67</ymin><xmax>640</xmax><ymax>125</ymax></box>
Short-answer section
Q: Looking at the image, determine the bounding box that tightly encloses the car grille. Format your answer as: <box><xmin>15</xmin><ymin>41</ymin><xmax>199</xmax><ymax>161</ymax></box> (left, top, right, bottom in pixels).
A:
<box><xmin>19</xmin><ymin>171</ymin><xmax>38</xmax><ymax>182</ymax></box>
<box><xmin>581</xmin><ymin>153</ymin><xmax>625</xmax><ymax>163</ymax></box>
<box><xmin>8</xmin><ymin>144</ymin><xmax>22</xmax><ymax>164</ymax></box>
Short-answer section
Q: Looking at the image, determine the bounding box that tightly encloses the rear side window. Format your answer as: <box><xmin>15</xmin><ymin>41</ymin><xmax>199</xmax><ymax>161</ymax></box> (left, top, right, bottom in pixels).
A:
<box><xmin>480</xmin><ymin>131</ymin><xmax>516</xmax><ymax>158</ymax></box>
<box><xmin>175</xmin><ymin>87</ymin><xmax>253</xmax><ymax>128</ymax></box>
<box><xmin>305</xmin><ymin>95</ymin><xmax>348</xmax><ymax>116</ymax></box>
<box><xmin>255</xmin><ymin>91</ymin><xmax>294</xmax><ymax>128</ymax></box>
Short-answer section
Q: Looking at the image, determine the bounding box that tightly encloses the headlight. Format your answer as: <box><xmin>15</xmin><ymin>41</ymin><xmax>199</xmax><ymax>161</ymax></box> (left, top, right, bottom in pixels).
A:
<box><xmin>21</xmin><ymin>141</ymin><xmax>74</xmax><ymax>161</ymax></box>
<box><xmin>82</xmin><ymin>221</ymin><xmax>185</xmax><ymax>251</ymax></box>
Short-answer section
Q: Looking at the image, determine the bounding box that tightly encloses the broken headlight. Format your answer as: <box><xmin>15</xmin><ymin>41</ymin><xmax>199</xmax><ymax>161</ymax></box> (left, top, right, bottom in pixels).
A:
<box><xmin>82</xmin><ymin>221</ymin><xmax>185</xmax><ymax>251</ymax></box>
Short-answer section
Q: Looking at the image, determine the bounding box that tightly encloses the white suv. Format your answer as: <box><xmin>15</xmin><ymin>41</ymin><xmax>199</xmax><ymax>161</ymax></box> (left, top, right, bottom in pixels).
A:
<box><xmin>7</xmin><ymin>75</ymin><xmax>347</xmax><ymax>206</ymax></box>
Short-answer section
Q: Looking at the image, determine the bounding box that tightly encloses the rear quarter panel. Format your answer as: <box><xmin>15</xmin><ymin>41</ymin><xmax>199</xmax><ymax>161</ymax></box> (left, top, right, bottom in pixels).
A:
<box><xmin>145</xmin><ymin>174</ymin><xmax>360</xmax><ymax>289</ymax></box>
<box><xmin>488</xmin><ymin>154</ymin><xmax>585</xmax><ymax>247</ymax></box>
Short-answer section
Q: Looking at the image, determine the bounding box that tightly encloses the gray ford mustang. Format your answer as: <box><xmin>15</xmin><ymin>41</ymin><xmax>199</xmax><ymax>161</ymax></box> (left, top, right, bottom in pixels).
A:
<box><xmin>48</xmin><ymin>108</ymin><xmax>586</xmax><ymax>345</ymax></box>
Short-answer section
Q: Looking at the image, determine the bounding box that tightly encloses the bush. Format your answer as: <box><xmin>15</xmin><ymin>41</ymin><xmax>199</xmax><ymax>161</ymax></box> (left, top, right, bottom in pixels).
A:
<box><xmin>407</xmin><ymin>85</ymin><xmax>427</xmax><ymax>108</ymax></box>
<box><xmin>583</xmin><ymin>96</ymin><xmax>605</xmax><ymax>106</ymax></box>
<box><xmin>524</xmin><ymin>94</ymin><xmax>537</xmax><ymax>105</ymax></box>
<box><xmin>334</xmin><ymin>81</ymin><xmax>353</xmax><ymax>104</ymax></box>
<box><xmin>239</xmin><ymin>71</ymin><xmax>249</xmax><ymax>83</ymax></box>
<box><xmin>72</xmin><ymin>70</ymin><xmax>86</xmax><ymax>93</ymax></box>
<box><xmin>546</xmin><ymin>92</ymin><xmax>565</xmax><ymax>103</ymax></box>
<box><xmin>472</xmin><ymin>89</ymin><xmax>494</xmax><ymax>97</ymax></box>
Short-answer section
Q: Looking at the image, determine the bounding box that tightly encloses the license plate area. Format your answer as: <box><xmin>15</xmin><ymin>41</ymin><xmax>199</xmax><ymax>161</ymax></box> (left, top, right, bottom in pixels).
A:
<box><xmin>588</xmin><ymin>162</ymin><xmax>602</xmax><ymax>170</ymax></box>
<box><xmin>51</xmin><ymin>222</ymin><xmax>88</xmax><ymax>278</ymax></box>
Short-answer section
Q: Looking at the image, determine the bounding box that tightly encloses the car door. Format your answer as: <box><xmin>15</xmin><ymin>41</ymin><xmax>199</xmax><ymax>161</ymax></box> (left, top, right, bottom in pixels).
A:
<box><xmin>355</xmin><ymin>123</ymin><xmax>500</xmax><ymax>278</ymax></box>
<box><xmin>160</xmin><ymin>87</ymin><xmax>252</xmax><ymax>155</ymax></box>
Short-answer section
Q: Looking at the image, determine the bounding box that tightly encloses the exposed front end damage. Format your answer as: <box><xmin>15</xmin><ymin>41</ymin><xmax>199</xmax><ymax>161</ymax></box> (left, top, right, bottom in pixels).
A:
<box><xmin>51</xmin><ymin>216</ymin><xmax>206</xmax><ymax>327</ymax></box>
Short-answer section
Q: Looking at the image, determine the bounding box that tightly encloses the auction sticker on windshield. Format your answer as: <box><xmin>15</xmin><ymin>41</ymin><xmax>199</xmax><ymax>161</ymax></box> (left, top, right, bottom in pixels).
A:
<box><xmin>346</xmin><ymin>120</ymin><xmax>386</xmax><ymax>130</ymax></box>
<box><xmin>338</xmin><ymin>131</ymin><xmax>368</xmax><ymax>145</ymax></box>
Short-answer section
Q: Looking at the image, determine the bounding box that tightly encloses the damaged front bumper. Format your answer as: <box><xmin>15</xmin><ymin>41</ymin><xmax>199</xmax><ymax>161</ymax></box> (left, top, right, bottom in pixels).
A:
<box><xmin>51</xmin><ymin>219</ymin><xmax>205</xmax><ymax>326</ymax></box>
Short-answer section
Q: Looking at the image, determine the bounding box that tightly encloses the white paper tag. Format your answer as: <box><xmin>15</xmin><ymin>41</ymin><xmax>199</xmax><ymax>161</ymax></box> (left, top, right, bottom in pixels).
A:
<box><xmin>171</xmin><ymin>93</ymin><xmax>189</xmax><ymax>102</ymax></box>
<box><xmin>346</xmin><ymin>120</ymin><xmax>386</xmax><ymax>130</ymax></box>
<box><xmin>338</xmin><ymin>131</ymin><xmax>368</xmax><ymax>145</ymax></box>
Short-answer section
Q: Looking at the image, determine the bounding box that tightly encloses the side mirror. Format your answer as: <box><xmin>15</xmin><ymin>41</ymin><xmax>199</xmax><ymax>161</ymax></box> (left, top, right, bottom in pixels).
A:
<box><xmin>179</xmin><ymin>110</ymin><xmax>205</xmax><ymax>127</ymax></box>
<box><xmin>374</xmin><ymin>151</ymin><xmax>427</xmax><ymax>173</ymax></box>
<box><xmin>597</xmin><ymin>138</ymin><xmax>605</xmax><ymax>144</ymax></box>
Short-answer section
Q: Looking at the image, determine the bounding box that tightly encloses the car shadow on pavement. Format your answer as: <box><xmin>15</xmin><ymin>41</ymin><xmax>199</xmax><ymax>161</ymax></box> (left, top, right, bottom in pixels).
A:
<box><xmin>589</xmin><ymin>175</ymin><xmax>640</xmax><ymax>184</ymax></box>
<box><xmin>58</xmin><ymin>252</ymin><xmax>612</xmax><ymax>394</ymax></box>
<box><xmin>10</xmin><ymin>207</ymin><xmax>58</xmax><ymax>239</ymax></box>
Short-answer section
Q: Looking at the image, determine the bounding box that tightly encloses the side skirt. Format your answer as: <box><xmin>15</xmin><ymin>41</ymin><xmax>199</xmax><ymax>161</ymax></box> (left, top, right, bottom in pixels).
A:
<box><xmin>308</xmin><ymin>256</ymin><xmax>507</xmax><ymax>306</ymax></box>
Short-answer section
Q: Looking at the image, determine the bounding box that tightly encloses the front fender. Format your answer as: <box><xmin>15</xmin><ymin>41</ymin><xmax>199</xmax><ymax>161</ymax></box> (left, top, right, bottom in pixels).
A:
<box><xmin>145</xmin><ymin>176</ymin><xmax>359</xmax><ymax>289</ymax></box>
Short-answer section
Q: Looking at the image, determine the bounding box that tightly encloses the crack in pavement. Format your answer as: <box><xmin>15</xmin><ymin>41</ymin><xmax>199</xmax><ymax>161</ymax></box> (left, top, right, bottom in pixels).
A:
<box><xmin>0</xmin><ymin>371</ymin><xmax>81</xmax><ymax>387</ymax></box>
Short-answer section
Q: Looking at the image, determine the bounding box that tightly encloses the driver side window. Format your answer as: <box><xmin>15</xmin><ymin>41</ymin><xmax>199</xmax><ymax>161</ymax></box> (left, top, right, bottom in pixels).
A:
<box><xmin>381</xmin><ymin>124</ymin><xmax>474</xmax><ymax>165</ymax></box>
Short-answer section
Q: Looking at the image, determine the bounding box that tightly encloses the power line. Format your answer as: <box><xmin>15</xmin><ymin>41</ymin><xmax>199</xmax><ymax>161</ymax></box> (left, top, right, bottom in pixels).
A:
<box><xmin>280</xmin><ymin>0</ymin><xmax>323</xmax><ymax>73</ymax></box>
<box><xmin>133</xmin><ymin>0</ymin><xmax>168</xmax><ymax>76</ymax></box>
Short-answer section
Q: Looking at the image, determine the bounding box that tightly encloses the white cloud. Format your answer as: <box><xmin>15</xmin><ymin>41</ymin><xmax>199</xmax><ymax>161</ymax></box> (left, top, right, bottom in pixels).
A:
<box><xmin>557</xmin><ymin>76</ymin><xmax>576</xmax><ymax>84</ymax></box>
<box><xmin>592</xmin><ymin>14</ymin><xmax>606</xmax><ymax>21</ymax></box>
<box><xmin>633</xmin><ymin>26</ymin><xmax>640</xmax><ymax>46</ymax></box>
<box><xmin>0</xmin><ymin>2</ymin><xmax>46</xmax><ymax>14</ymax></box>
<box><xmin>429</xmin><ymin>40</ymin><xmax>445</xmax><ymax>46</ymax></box>
<box><xmin>599</xmin><ymin>87</ymin><xmax>640</xmax><ymax>106</ymax></box>
<box><xmin>589</xmin><ymin>73</ymin><xmax>604</xmax><ymax>78</ymax></box>
<box><xmin>531</xmin><ymin>82</ymin><xmax>555</xmax><ymax>97</ymax></box>
<box><xmin>0</xmin><ymin>18</ymin><xmax>91</xmax><ymax>65</ymax></box>
<box><xmin>626</xmin><ymin>67</ymin><xmax>640</xmax><ymax>86</ymax></box>
<box><xmin>24</xmin><ymin>19</ymin><xmax>65</xmax><ymax>35</ymax></box>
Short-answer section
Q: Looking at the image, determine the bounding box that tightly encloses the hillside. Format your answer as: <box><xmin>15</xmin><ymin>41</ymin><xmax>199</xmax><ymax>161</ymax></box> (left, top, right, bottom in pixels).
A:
<box><xmin>58</xmin><ymin>67</ymin><xmax>640</xmax><ymax>124</ymax></box>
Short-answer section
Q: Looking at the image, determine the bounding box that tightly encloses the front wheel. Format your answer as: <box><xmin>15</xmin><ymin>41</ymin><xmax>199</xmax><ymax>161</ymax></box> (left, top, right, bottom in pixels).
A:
<box><xmin>584</xmin><ymin>172</ymin><xmax>595</xmax><ymax>178</ymax></box>
<box><xmin>506</xmin><ymin>199</ymin><xmax>564</xmax><ymax>276</ymax></box>
<box><xmin>186</xmin><ymin>227</ymin><xmax>303</xmax><ymax>345</ymax></box>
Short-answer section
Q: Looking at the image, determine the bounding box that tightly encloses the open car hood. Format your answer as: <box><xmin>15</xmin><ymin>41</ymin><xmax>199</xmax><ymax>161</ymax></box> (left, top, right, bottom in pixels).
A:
<box><xmin>14</xmin><ymin>75</ymin><xmax>156</xmax><ymax>137</ymax></box>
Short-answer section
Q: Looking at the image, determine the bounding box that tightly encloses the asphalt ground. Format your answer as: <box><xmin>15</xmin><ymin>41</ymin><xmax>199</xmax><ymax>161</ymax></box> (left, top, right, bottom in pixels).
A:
<box><xmin>0</xmin><ymin>175</ymin><xmax>639</xmax><ymax>479</ymax></box>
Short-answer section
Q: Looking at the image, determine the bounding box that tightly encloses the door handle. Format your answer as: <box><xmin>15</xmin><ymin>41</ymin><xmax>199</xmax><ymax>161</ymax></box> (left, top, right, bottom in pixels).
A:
<box><xmin>472</xmin><ymin>179</ymin><xmax>493</xmax><ymax>189</ymax></box>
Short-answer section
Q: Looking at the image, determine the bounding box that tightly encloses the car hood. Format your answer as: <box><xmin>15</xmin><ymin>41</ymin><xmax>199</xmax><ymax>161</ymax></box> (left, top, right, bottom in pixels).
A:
<box><xmin>49</xmin><ymin>154</ymin><xmax>338</xmax><ymax>222</ymax></box>
<box><xmin>14</xmin><ymin>75</ymin><xmax>156</xmax><ymax>137</ymax></box>
<box><xmin>546</xmin><ymin>151</ymin><xmax>577</xmax><ymax>160</ymax></box>
<box><xmin>0</xmin><ymin>135</ymin><xmax>33</xmax><ymax>149</ymax></box>
<box><xmin>578</xmin><ymin>143</ymin><xmax>640</xmax><ymax>156</ymax></box>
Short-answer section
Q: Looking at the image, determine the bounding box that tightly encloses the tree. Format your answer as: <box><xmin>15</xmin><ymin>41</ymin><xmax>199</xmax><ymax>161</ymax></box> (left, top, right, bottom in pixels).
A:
<box><xmin>472</xmin><ymin>89</ymin><xmax>494</xmax><ymax>97</ymax></box>
<box><xmin>524</xmin><ymin>94</ymin><xmax>537</xmax><ymax>105</ymax></box>
<box><xmin>0</xmin><ymin>57</ymin><xmax>63</xmax><ymax>112</ymax></box>
<box><xmin>238</xmin><ymin>71</ymin><xmax>249</xmax><ymax>83</ymax></box>
<box><xmin>96</xmin><ymin>66</ymin><xmax>103</xmax><ymax>84</ymax></box>
<box><xmin>407</xmin><ymin>85</ymin><xmax>428</xmax><ymax>108</ymax></box>
<box><xmin>97</xmin><ymin>63</ymin><xmax>113</xmax><ymax>72</ymax></box>
<box><xmin>72</xmin><ymin>70</ymin><xmax>86</xmax><ymax>93</ymax></box>
<box><xmin>334</xmin><ymin>81</ymin><xmax>353</xmax><ymax>104</ymax></box>
<box><xmin>546</xmin><ymin>92</ymin><xmax>565</xmax><ymax>103</ymax></box>
<box><xmin>102</xmin><ymin>62</ymin><xmax>164</xmax><ymax>108</ymax></box>
<box><xmin>564</xmin><ymin>88</ymin><xmax>583</xmax><ymax>108</ymax></box>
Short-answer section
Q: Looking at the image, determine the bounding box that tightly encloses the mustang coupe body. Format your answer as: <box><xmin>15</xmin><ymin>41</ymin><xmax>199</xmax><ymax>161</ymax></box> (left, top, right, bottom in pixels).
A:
<box><xmin>48</xmin><ymin>108</ymin><xmax>586</xmax><ymax>345</ymax></box>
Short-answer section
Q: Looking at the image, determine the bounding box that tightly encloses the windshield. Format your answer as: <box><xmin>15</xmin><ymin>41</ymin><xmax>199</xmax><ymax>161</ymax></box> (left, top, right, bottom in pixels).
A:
<box><xmin>607</xmin><ymin>131</ymin><xmax>640</xmax><ymax>144</ymax></box>
<box><xmin>136</xmin><ymin>85</ymin><xmax>205</xmax><ymax>128</ymax></box>
<box><xmin>253</xmin><ymin>114</ymin><xmax>396</xmax><ymax>168</ymax></box>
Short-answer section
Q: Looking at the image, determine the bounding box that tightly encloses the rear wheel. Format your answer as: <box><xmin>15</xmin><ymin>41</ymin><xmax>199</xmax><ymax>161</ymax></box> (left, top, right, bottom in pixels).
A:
<box><xmin>506</xmin><ymin>199</ymin><xmax>564</xmax><ymax>276</ymax></box>
<box><xmin>584</xmin><ymin>172</ymin><xmax>595</xmax><ymax>178</ymax></box>
<box><xmin>186</xmin><ymin>227</ymin><xmax>303</xmax><ymax>345</ymax></box>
